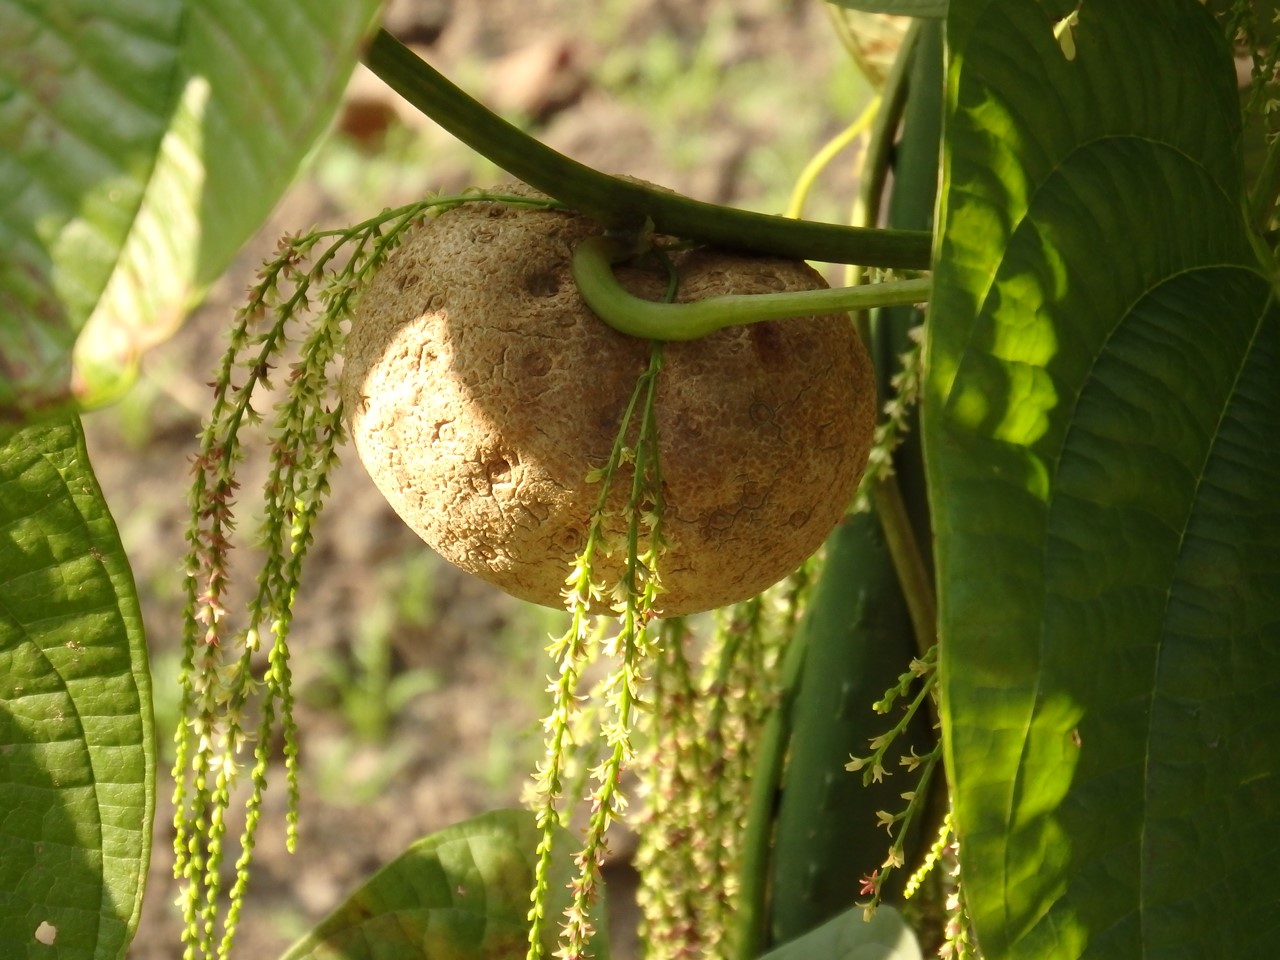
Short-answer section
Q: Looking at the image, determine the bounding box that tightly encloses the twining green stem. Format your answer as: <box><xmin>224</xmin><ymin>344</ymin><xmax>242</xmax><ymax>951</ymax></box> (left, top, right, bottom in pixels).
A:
<box><xmin>843</xmin><ymin>20</ymin><xmax>938</xmax><ymax>659</ymax></box>
<box><xmin>785</xmin><ymin>96</ymin><xmax>881</xmax><ymax>219</ymax></box>
<box><xmin>850</xmin><ymin>19</ymin><xmax>923</xmax><ymax>255</ymax></box>
<box><xmin>571</xmin><ymin>235</ymin><xmax>931</xmax><ymax>341</ymax></box>
<box><xmin>732</xmin><ymin>620</ymin><xmax>809</xmax><ymax>960</ymax></box>
<box><xmin>875</xmin><ymin>475</ymin><xmax>937</xmax><ymax>656</ymax></box>
<box><xmin>361</xmin><ymin>29</ymin><xmax>932</xmax><ymax>269</ymax></box>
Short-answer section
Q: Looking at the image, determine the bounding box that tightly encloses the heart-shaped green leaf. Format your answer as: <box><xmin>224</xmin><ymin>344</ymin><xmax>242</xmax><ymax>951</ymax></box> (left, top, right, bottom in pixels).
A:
<box><xmin>928</xmin><ymin>1</ymin><xmax>1280</xmax><ymax>957</ymax></box>
<box><xmin>0</xmin><ymin>0</ymin><xmax>380</xmax><ymax>420</ymax></box>
<box><xmin>827</xmin><ymin>1</ymin><xmax>946</xmax><ymax>17</ymax></box>
<box><xmin>761</xmin><ymin>904</ymin><xmax>922</xmax><ymax>960</ymax></box>
<box><xmin>0</xmin><ymin>414</ymin><xmax>154</xmax><ymax>959</ymax></box>
<box><xmin>280</xmin><ymin>809</ymin><xmax>611</xmax><ymax>960</ymax></box>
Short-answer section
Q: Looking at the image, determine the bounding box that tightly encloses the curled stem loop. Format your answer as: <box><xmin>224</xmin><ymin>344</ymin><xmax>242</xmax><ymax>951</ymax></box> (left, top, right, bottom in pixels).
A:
<box><xmin>571</xmin><ymin>235</ymin><xmax>931</xmax><ymax>341</ymax></box>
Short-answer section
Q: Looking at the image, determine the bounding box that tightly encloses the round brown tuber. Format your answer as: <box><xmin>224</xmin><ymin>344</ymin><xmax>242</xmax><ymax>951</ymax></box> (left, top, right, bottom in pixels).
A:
<box><xmin>341</xmin><ymin>189</ymin><xmax>877</xmax><ymax>617</ymax></box>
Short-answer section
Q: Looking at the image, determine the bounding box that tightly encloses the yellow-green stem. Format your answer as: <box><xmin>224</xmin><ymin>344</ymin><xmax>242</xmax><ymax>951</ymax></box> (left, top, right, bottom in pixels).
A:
<box><xmin>785</xmin><ymin>96</ymin><xmax>881</xmax><ymax>220</ymax></box>
<box><xmin>874</xmin><ymin>476</ymin><xmax>937</xmax><ymax>657</ymax></box>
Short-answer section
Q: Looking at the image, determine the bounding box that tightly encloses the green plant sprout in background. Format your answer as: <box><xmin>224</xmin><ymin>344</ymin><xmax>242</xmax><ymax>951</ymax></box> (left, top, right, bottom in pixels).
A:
<box><xmin>2</xmin><ymin>2</ymin><xmax>1279</xmax><ymax>960</ymax></box>
<box><xmin>301</xmin><ymin>554</ymin><xmax>442</xmax><ymax>747</ymax></box>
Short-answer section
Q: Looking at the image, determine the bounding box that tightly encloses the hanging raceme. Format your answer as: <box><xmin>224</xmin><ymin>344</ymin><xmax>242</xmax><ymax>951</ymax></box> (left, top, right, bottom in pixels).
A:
<box><xmin>525</xmin><ymin>338</ymin><xmax>668</xmax><ymax>960</ymax></box>
<box><xmin>853</xmin><ymin>320</ymin><xmax>925</xmax><ymax>513</ymax></box>
<box><xmin>843</xmin><ymin>645</ymin><xmax>944</xmax><ymax>917</ymax></box>
<box><xmin>173</xmin><ymin>191</ymin><xmax>562</xmax><ymax>960</ymax></box>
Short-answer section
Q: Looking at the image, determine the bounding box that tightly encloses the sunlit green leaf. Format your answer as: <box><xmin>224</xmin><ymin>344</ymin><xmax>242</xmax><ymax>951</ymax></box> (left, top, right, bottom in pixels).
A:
<box><xmin>280</xmin><ymin>809</ymin><xmax>611</xmax><ymax>960</ymax></box>
<box><xmin>0</xmin><ymin>0</ymin><xmax>381</xmax><ymax>419</ymax></box>
<box><xmin>929</xmin><ymin>1</ymin><xmax>1280</xmax><ymax>957</ymax></box>
<box><xmin>0</xmin><ymin>414</ymin><xmax>154</xmax><ymax>959</ymax></box>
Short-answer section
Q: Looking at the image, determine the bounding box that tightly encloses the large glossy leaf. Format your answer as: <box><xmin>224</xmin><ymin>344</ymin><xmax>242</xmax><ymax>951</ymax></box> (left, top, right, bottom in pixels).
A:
<box><xmin>0</xmin><ymin>414</ymin><xmax>154</xmax><ymax>958</ymax></box>
<box><xmin>0</xmin><ymin>0</ymin><xmax>381</xmax><ymax>420</ymax></box>
<box><xmin>280</xmin><ymin>809</ymin><xmax>610</xmax><ymax>960</ymax></box>
<box><xmin>928</xmin><ymin>1</ymin><xmax>1280</xmax><ymax>958</ymax></box>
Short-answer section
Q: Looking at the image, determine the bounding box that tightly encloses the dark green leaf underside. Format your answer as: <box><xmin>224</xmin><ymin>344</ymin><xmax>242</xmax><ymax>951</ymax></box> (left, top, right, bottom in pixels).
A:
<box><xmin>930</xmin><ymin>1</ymin><xmax>1280</xmax><ymax>958</ymax></box>
<box><xmin>0</xmin><ymin>415</ymin><xmax>154</xmax><ymax>959</ymax></box>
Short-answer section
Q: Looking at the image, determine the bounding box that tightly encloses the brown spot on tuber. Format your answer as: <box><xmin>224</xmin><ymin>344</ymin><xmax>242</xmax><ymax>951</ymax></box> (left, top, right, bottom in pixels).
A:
<box><xmin>341</xmin><ymin>184</ymin><xmax>877</xmax><ymax>617</ymax></box>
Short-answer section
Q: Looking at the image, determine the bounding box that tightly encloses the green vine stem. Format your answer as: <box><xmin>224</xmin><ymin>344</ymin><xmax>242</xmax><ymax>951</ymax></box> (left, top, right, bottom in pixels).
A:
<box><xmin>850</xmin><ymin>19</ymin><xmax>923</xmax><ymax>249</ymax></box>
<box><xmin>1248</xmin><ymin>132</ymin><xmax>1280</xmax><ymax>237</ymax></box>
<box><xmin>571</xmin><ymin>234</ymin><xmax>931</xmax><ymax>340</ymax></box>
<box><xmin>843</xmin><ymin>21</ymin><xmax>939</xmax><ymax>659</ymax></box>
<box><xmin>361</xmin><ymin>29</ymin><xmax>932</xmax><ymax>269</ymax></box>
<box><xmin>731</xmin><ymin>617</ymin><xmax>809</xmax><ymax>960</ymax></box>
<box><xmin>875</xmin><ymin>470</ymin><xmax>937</xmax><ymax>657</ymax></box>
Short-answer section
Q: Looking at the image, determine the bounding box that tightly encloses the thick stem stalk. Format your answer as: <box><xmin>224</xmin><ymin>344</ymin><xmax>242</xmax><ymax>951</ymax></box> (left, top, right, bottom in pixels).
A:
<box><xmin>732</xmin><ymin>626</ymin><xmax>808</xmax><ymax>960</ymax></box>
<box><xmin>873</xmin><ymin>475</ymin><xmax>937</xmax><ymax>656</ymax></box>
<box><xmin>1248</xmin><ymin>132</ymin><xmax>1280</xmax><ymax>234</ymax></box>
<box><xmin>361</xmin><ymin>29</ymin><xmax>932</xmax><ymax>269</ymax></box>
<box><xmin>844</xmin><ymin>21</ymin><xmax>939</xmax><ymax>659</ymax></box>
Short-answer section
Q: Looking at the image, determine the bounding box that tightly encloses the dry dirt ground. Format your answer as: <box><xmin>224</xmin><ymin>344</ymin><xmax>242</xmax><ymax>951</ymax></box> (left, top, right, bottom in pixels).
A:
<box><xmin>84</xmin><ymin>2</ymin><xmax>872</xmax><ymax>956</ymax></box>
